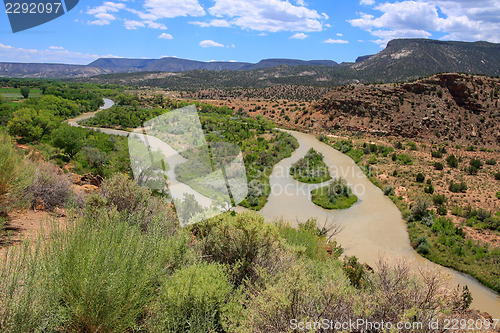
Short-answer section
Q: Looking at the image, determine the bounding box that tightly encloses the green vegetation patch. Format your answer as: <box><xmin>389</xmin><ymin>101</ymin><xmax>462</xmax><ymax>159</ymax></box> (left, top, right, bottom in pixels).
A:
<box><xmin>290</xmin><ymin>148</ymin><xmax>331</xmax><ymax>183</ymax></box>
<box><xmin>311</xmin><ymin>177</ymin><xmax>358</xmax><ymax>210</ymax></box>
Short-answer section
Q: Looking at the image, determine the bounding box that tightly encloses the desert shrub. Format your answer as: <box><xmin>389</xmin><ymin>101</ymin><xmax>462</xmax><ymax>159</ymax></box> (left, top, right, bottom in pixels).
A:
<box><xmin>148</xmin><ymin>262</ymin><xmax>232</xmax><ymax>333</ymax></box>
<box><xmin>434</xmin><ymin>162</ymin><xmax>443</xmax><ymax>170</ymax></box>
<box><xmin>437</xmin><ymin>206</ymin><xmax>448</xmax><ymax>216</ymax></box>
<box><xmin>497</xmin><ymin>191</ymin><xmax>500</xmax><ymax>199</ymax></box>
<box><xmin>95</xmin><ymin>173</ymin><xmax>174</xmax><ymax>230</ymax></box>
<box><xmin>449</xmin><ymin>181</ymin><xmax>467</xmax><ymax>193</ymax></box>
<box><xmin>190</xmin><ymin>212</ymin><xmax>280</xmax><ymax>285</ymax></box>
<box><xmin>0</xmin><ymin>132</ymin><xmax>32</xmax><ymax>214</ymax></box>
<box><xmin>410</xmin><ymin>197</ymin><xmax>431</xmax><ymax>221</ymax></box>
<box><xmin>494</xmin><ymin>172</ymin><xmax>500</xmax><ymax>180</ymax></box>
<box><xmin>0</xmin><ymin>208</ymin><xmax>190</xmax><ymax>332</ymax></box>
<box><xmin>26</xmin><ymin>162</ymin><xmax>71</xmax><ymax>211</ymax></box>
<box><xmin>424</xmin><ymin>184</ymin><xmax>434</xmax><ymax>194</ymax></box>
<box><xmin>485</xmin><ymin>158</ymin><xmax>496</xmax><ymax>165</ymax></box>
<box><xmin>446</xmin><ymin>154</ymin><xmax>458</xmax><ymax>168</ymax></box>
<box><xmin>431</xmin><ymin>150</ymin><xmax>443</xmax><ymax>158</ymax></box>
<box><xmin>416</xmin><ymin>236</ymin><xmax>431</xmax><ymax>255</ymax></box>
<box><xmin>416</xmin><ymin>172</ymin><xmax>425</xmax><ymax>183</ymax></box>
<box><xmin>100</xmin><ymin>173</ymin><xmax>149</xmax><ymax>213</ymax></box>
<box><xmin>383</xmin><ymin>185</ymin><xmax>395</xmax><ymax>196</ymax></box>
<box><xmin>223</xmin><ymin>260</ymin><xmax>353</xmax><ymax>333</ymax></box>
<box><xmin>277</xmin><ymin>219</ymin><xmax>339</xmax><ymax>261</ymax></box>
<box><xmin>343</xmin><ymin>256</ymin><xmax>368</xmax><ymax>289</ymax></box>
<box><xmin>397</xmin><ymin>153</ymin><xmax>413</xmax><ymax>165</ymax></box>
<box><xmin>432</xmin><ymin>194</ymin><xmax>446</xmax><ymax>206</ymax></box>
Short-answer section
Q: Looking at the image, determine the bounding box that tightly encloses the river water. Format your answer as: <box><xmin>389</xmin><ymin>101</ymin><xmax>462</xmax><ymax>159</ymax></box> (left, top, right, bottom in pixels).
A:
<box><xmin>260</xmin><ymin>130</ymin><xmax>499</xmax><ymax>318</ymax></box>
<box><xmin>69</xmin><ymin>102</ymin><xmax>499</xmax><ymax>318</ymax></box>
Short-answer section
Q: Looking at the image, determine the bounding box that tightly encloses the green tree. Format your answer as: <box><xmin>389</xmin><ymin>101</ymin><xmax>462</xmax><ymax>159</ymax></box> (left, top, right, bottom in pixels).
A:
<box><xmin>51</xmin><ymin>124</ymin><xmax>84</xmax><ymax>157</ymax></box>
<box><xmin>8</xmin><ymin>108</ymin><xmax>57</xmax><ymax>142</ymax></box>
<box><xmin>20</xmin><ymin>86</ymin><xmax>30</xmax><ymax>99</ymax></box>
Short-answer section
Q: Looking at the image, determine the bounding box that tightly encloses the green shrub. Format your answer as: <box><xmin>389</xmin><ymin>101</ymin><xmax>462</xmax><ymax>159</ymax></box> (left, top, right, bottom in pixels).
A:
<box><xmin>148</xmin><ymin>262</ymin><xmax>232</xmax><ymax>333</ymax></box>
<box><xmin>416</xmin><ymin>172</ymin><xmax>425</xmax><ymax>183</ymax></box>
<box><xmin>383</xmin><ymin>185</ymin><xmax>395</xmax><ymax>196</ymax></box>
<box><xmin>0</xmin><ymin>209</ymin><xmax>189</xmax><ymax>332</ymax></box>
<box><xmin>434</xmin><ymin>162</ymin><xmax>444</xmax><ymax>170</ymax></box>
<box><xmin>494</xmin><ymin>172</ymin><xmax>500</xmax><ymax>180</ymax></box>
<box><xmin>342</xmin><ymin>256</ymin><xmax>368</xmax><ymax>289</ymax></box>
<box><xmin>446</xmin><ymin>154</ymin><xmax>458</xmax><ymax>168</ymax></box>
<box><xmin>100</xmin><ymin>173</ymin><xmax>149</xmax><ymax>213</ymax></box>
<box><xmin>277</xmin><ymin>219</ymin><xmax>337</xmax><ymax>261</ymax></box>
<box><xmin>0</xmin><ymin>132</ymin><xmax>32</xmax><ymax>214</ymax></box>
<box><xmin>191</xmin><ymin>212</ymin><xmax>280</xmax><ymax>285</ymax></box>
<box><xmin>449</xmin><ymin>181</ymin><xmax>467</xmax><ymax>193</ymax></box>
<box><xmin>397</xmin><ymin>153</ymin><xmax>413</xmax><ymax>165</ymax></box>
<box><xmin>424</xmin><ymin>184</ymin><xmax>434</xmax><ymax>194</ymax></box>
<box><xmin>432</xmin><ymin>194</ymin><xmax>446</xmax><ymax>206</ymax></box>
<box><xmin>416</xmin><ymin>236</ymin><xmax>431</xmax><ymax>255</ymax></box>
<box><xmin>485</xmin><ymin>159</ymin><xmax>496</xmax><ymax>165</ymax></box>
<box><xmin>437</xmin><ymin>206</ymin><xmax>448</xmax><ymax>216</ymax></box>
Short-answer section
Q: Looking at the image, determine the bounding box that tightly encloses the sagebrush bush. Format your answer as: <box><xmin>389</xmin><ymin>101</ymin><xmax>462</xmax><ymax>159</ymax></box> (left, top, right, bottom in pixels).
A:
<box><xmin>97</xmin><ymin>173</ymin><xmax>175</xmax><ymax>230</ymax></box>
<box><xmin>191</xmin><ymin>212</ymin><xmax>281</xmax><ymax>285</ymax></box>
<box><xmin>26</xmin><ymin>162</ymin><xmax>71</xmax><ymax>211</ymax></box>
<box><xmin>0</xmin><ymin>131</ymin><xmax>32</xmax><ymax>214</ymax></box>
<box><xmin>0</xmin><ymin>207</ymin><xmax>190</xmax><ymax>333</ymax></box>
<box><xmin>148</xmin><ymin>262</ymin><xmax>232</xmax><ymax>333</ymax></box>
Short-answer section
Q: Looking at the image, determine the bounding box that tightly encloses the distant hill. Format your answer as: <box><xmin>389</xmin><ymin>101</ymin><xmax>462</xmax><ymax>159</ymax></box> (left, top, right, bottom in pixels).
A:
<box><xmin>0</xmin><ymin>62</ymin><xmax>108</xmax><ymax>78</ymax></box>
<box><xmin>352</xmin><ymin>39</ymin><xmax>500</xmax><ymax>81</ymax></box>
<box><xmin>0</xmin><ymin>57</ymin><xmax>337</xmax><ymax>78</ymax></box>
<box><xmin>1</xmin><ymin>39</ymin><xmax>499</xmax><ymax>84</ymax></box>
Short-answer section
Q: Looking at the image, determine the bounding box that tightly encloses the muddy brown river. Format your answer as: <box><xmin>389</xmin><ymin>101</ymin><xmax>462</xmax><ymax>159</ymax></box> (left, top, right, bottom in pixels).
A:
<box><xmin>260</xmin><ymin>130</ymin><xmax>499</xmax><ymax>318</ymax></box>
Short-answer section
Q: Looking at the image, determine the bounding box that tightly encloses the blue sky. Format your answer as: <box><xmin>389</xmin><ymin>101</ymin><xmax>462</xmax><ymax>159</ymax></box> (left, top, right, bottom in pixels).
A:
<box><xmin>1</xmin><ymin>0</ymin><xmax>499</xmax><ymax>64</ymax></box>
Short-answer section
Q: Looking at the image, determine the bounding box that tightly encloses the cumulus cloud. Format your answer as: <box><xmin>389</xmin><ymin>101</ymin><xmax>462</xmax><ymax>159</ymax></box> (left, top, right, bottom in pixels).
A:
<box><xmin>349</xmin><ymin>0</ymin><xmax>500</xmax><ymax>45</ymax></box>
<box><xmin>190</xmin><ymin>19</ymin><xmax>232</xmax><ymax>28</ymax></box>
<box><xmin>87</xmin><ymin>0</ymin><xmax>204</xmax><ymax>29</ymax></box>
<box><xmin>199</xmin><ymin>40</ymin><xmax>225</xmax><ymax>47</ymax></box>
<box><xmin>0</xmin><ymin>43</ymin><xmax>105</xmax><ymax>64</ymax></box>
<box><xmin>323</xmin><ymin>38</ymin><xmax>349</xmax><ymax>44</ymax></box>
<box><xmin>290</xmin><ymin>32</ymin><xmax>309</xmax><ymax>39</ymax></box>
<box><xmin>87</xmin><ymin>1</ymin><xmax>126</xmax><ymax>25</ymax></box>
<box><xmin>206</xmin><ymin>0</ymin><xmax>328</xmax><ymax>32</ymax></box>
<box><xmin>159</xmin><ymin>33</ymin><xmax>173</xmax><ymax>39</ymax></box>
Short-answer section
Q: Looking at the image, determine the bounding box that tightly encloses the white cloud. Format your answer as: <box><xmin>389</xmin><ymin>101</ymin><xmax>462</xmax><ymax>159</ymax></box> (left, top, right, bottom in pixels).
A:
<box><xmin>336</xmin><ymin>33</ymin><xmax>343</xmax><ymax>36</ymax></box>
<box><xmin>0</xmin><ymin>43</ymin><xmax>104</xmax><ymax>64</ymax></box>
<box><xmin>87</xmin><ymin>1</ymin><xmax>126</xmax><ymax>25</ymax></box>
<box><xmin>141</xmin><ymin>0</ymin><xmax>205</xmax><ymax>19</ymax></box>
<box><xmin>360</xmin><ymin>0</ymin><xmax>375</xmax><ymax>5</ymax></box>
<box><xmin>290</xmin><ymin>32</ymin><xmax>309</xmax><ymax>39</ymax></box>
<box><xmin>349</xmin><ymin>0</ymin><xmax>500</xmax><ymax>45</ymax></box>
<box><xmin>88</xmin><ymin>0</ymin><xmax>204</xmax><ymax>29</ymax></box>
<box><xmin>124</xmin><ymin>19</ymin><xmax>145</xmax><ymax>30</ymax></box>
<box><xmin>159</xmin><ymin>33</ymin><xmax>173</xmax><ymax>39</ymax></box>
<box><xmin>323</xmin><ymin>38</ymin><xmax>349</xmax><ymax>44</ymax></box>
<box><xmin>200</xmin><ymin>40</ymin><xmax>225</xmax><ymax>47</ymax></box>
<box><xmin>206</xmin><ymin>0</ymin><xmax>328</xmax><ymax>32</ymax></box>
<box><xmin>190</xmin><ymin>19</ymin><xmax>231</xmax><ymax>28</ymax></box>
